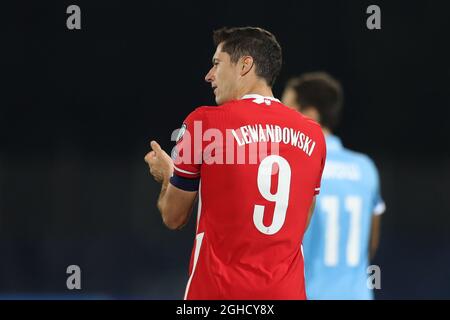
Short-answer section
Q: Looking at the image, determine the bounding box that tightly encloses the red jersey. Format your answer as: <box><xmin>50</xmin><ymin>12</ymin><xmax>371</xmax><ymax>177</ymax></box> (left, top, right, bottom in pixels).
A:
<box><xmin>170</xmin><ymin>94</ymin><xmax>326</xmax><ymax>300</ymax></box>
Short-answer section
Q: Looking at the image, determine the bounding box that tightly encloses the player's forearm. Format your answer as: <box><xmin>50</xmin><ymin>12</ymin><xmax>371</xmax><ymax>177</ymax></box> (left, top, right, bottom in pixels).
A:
<box><xmin>157</xmin><ymin>179</ymin><xmax>191</xmax><ymax>230</ymax></box>
<box><xmin>305</xmin><ymin>197</ymin><xmax>316</xmax><ymax>231</ymax></box>
<box><xmin>157</xmin><ymin>178</ymin><xmax>173</xmax><ymax>227</ymax></box>
<box><xmin>155</xmin><ymin>162</ymin><xmax>174</xmax><ymax>213</ymax></box>
<box><xmin>369</xmin><ymin>215</ymin><xmax>382</xmax><ymax>260</ymax></box>
<box><xmin>369</xmin><ymin>233</ymin><xmax>380</xmax><ymax>260</ymax></box>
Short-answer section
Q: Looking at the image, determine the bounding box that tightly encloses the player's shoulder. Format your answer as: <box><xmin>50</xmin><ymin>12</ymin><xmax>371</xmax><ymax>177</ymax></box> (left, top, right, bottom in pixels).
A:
<box><xmin>340</xmin><ymin>147</ymin><xmax>381</xmax><ymax>188</ymax></box>
<box><xmin>271</xmin><ymin>102</ymin><xmax>326</xmax><ymax>150</ymax></box>
<box><xmin>286</xmin><ymin>107</ymin><xmax>325</xmax><ymax>142</ymax></box>
<box><xmin>183</xmin><ymin>105</ymin><xmax>219</xmax><ymax>121</ymax></box>
<box><xmin>297</xmin><ymin>110</ymin><xmax>323</xmax><ymax>132</ymax></box>
<box><xmin>342</xmin><ymin>147</ymin><xmax>378</xmax><ymax>174</ymax></box>
<box><xmin>189</xmin><ymin>99</ymin><xmax>260</xmax><ymax>119</ymax></box>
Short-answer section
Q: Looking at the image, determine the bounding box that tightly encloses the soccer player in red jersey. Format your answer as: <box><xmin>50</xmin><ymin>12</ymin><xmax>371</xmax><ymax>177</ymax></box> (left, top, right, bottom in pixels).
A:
<box><xmin>144</xmin><ymin>27</ymin><xmax>326</xmax><ymax>300</ymax></box>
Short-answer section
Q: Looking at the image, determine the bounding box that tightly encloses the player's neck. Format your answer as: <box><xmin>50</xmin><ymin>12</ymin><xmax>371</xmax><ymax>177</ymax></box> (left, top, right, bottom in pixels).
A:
<box><xmin>237</xmin><ymin>81</ymin><xmax>274</xmax><ymax>100</ymax></box>
<box><xmin>322</xmin><ymin>127</ymin><xmax>332</xmax><ymax>136</ymax></box>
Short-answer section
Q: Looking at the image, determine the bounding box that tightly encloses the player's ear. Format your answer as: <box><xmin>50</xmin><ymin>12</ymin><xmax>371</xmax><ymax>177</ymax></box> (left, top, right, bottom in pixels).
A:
<box><xmin>240</xmin><ymin>56</ymin><xmax>254</xmax><ymax>77</ymax></box>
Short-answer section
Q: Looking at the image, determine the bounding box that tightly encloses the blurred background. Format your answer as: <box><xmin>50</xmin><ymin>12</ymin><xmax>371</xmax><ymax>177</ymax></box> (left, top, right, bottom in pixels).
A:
<box><xmin>1</xmin><ymin>0</ymin><xmax>449</xmax><ymax>299</ymax></box>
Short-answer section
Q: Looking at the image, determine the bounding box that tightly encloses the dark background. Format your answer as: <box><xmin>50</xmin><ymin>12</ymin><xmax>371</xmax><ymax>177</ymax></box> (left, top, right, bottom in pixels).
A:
<box><xmin>1</xmin><ymin>0</ymin><xmax>449</xmax><ymax>299</ymax></box>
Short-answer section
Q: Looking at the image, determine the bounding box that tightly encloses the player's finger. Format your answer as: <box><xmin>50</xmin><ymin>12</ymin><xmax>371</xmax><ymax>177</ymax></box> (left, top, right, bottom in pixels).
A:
<box><xmin>144</xmin><ymin>151</ymin><xmax>156</xmax><ymax>163</ymax></box>
<box><xmin>150</xmin><ymin>140</ymin><xmax>162</xmax><ymax>153</ymax></box>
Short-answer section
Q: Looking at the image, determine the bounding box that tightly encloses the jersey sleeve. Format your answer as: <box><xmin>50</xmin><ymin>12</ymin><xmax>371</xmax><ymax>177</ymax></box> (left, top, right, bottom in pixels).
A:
<box><xmin>314</xmin><ymin>132</ymin><xmax>327</xmax><ymax>195</ymax></box>
<box><xmin>370</xmin><ymin>160</ymin><xmax>386</xmax><ymax>216</ymax></box>
<box><xmin>169</xmin><ymin>108</ymin><xmax>205</xmax><ymax>192</ymax></box>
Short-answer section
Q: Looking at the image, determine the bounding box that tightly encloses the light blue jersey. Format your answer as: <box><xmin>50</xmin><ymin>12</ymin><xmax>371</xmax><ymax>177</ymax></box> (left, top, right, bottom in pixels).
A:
<box><xmin>303</xmin><ymin>135</ymin><xmax>385</xmax><ymax>300</ymax></box>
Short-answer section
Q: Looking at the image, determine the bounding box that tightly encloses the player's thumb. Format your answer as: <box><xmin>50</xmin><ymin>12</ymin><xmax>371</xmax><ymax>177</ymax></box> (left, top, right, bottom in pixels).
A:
<box><xmin>150</xmin><ymin>140</ymin><xmax>162</xmax><ymax>153</ymax></box>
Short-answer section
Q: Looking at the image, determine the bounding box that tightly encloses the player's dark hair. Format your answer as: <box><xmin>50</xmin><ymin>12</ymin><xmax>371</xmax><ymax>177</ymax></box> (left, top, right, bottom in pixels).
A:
<box><xmin>287</xmin><ymin>72</ymin><xmax>343</xmax><ymax>130</ymax></box>
<box><xmin>213</xmin><ymin>26</ymin><xmax>282</xmax><ymax>87</ymax></box>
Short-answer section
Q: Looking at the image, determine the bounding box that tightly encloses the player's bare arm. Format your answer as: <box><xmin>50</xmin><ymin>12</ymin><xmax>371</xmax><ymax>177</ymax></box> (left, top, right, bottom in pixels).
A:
<box><xmin>305</xmin><ymin>197</ymin><xmax>316</xmax><ymax>231</ymax></box>
<box><xmin>157</xmin><ymin>183</ymin><xmax>197</xmax><ymax>230</ymax></box>
<box><xmin>369</xmin><ymin>214</ymin><xmax>382</xmax><ymax>260</ymax></box>
<box><xmin>144</xmin><ymin>140</ymin><xmax>197</xmax><ymax>230</ymax></box>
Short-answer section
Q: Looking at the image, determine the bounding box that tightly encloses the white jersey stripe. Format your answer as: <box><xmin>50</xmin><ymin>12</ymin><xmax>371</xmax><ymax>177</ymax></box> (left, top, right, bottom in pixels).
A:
<box><xmin>174</xmin><ymin>165</ymin><xmax>199</xmax><ymax>175</ymax></box>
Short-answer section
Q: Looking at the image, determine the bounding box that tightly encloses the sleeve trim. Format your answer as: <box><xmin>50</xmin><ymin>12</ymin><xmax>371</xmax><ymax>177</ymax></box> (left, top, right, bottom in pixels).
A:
<box><xmin>174</xmin><ymin>165</ymin><xmax>200</xmax><ymax>175</ymax></box>
<box><xmin>373</xmin><ymin>201</ymin><xmax>386</xmax><ymax>216</ymax></box>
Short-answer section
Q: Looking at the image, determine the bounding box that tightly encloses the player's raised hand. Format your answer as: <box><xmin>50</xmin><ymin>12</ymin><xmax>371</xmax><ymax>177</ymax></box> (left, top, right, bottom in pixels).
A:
<box><xmin>144</xmin><ymin>140</ymin><xmax>174</xmax><ymax>183</ymax></box>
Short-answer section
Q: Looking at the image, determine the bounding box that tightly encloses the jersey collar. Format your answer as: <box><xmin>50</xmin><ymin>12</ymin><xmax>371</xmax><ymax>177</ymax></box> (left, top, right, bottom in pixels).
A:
<box><xmin>240</xmin><ymin>94</ymin><xmax>281</xmax><ymax>103</ymax></box>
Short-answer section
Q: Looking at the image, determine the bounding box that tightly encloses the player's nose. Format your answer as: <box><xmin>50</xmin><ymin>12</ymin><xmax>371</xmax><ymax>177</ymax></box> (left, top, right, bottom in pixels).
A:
<box><xmin>205</xmin><ymin>68</ymin><xmax>214</xmax><ymax>83</ymax></box>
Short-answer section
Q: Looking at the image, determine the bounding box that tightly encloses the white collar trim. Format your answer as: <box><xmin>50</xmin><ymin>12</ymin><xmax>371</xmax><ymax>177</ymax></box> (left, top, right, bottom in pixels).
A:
<box><xmin>241</xmin><ymin>94</ymin><xmax>280</xmax><ymax>102</ymax></box>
